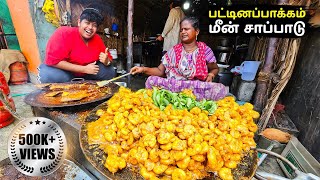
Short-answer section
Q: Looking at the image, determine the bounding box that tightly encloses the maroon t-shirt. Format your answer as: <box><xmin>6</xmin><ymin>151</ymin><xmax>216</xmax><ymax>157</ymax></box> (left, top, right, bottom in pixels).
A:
<box><xmin>44</xmin><ymin>26</ymin><xmax>106</xmax><ymax>75</ymax></box>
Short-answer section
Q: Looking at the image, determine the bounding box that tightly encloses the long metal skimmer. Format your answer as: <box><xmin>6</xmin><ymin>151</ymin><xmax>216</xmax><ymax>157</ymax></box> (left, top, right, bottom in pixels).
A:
<box><xmin>0</xmin><ymin>90</ymin><xmax>22</xmax><ymax>120</ymax></box>
<box><xmin>97</xmin><ymin>72</ymin><xmax>131</xmax><ymax>87</ymax></box>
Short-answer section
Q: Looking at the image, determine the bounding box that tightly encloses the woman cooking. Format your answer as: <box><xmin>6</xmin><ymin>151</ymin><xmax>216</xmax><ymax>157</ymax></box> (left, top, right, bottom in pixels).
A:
<box><xmin>130</xmin><ymin>16</ymin><xmax>227</xmax><ymax>100</ymax></box>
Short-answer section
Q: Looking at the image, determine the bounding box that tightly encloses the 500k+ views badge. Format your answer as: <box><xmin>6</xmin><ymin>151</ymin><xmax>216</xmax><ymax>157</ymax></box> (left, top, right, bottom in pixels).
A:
<box><xmin>8</xmin><ymin>117</ymin><xmax>67</xmax><ymax>176</ymax></box>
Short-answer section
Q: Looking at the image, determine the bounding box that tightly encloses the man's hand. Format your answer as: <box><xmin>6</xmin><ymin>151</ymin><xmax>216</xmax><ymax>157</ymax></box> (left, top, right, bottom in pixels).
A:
<box><xmin>84</xmin><ymin>62</ymin><xmax>99</xmax><ymax>75</ymax></box>
<box><xmin>156</xmin><ymin>35</ymin><xmax>164</xmax><ymax>41</ymax></box>
<box><xmin>99</xmin><ymin>48</ymin><xmax>112</xmax><ymax>66</ymax></box>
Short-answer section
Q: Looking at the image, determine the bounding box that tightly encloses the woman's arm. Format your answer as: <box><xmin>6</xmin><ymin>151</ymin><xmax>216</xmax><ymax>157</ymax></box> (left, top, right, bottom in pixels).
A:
<box><xmin>130</xmin><ymin>63</ymin><xmax>166</xmax><ymax>77</ymax></box>
<box><xmin>206</xmin><ymin>62</ymin><xmax>219</xmax><ymax>82</ymax></box>
<box><xmin>204</xmin><ymin>45</ymin><xmax>219</xmax><ymax>82</ymax></box>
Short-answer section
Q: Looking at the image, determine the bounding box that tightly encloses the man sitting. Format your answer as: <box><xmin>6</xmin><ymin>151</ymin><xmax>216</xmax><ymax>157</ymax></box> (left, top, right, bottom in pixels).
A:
<box><xmin>38</xmin><ymin>8</ymin><xmax>116</xmax><ymax>83</ymax></box>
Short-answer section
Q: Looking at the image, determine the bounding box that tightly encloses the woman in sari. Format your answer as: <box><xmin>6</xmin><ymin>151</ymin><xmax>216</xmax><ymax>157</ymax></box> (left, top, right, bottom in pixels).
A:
<box><xmin>130</xmin><ymin>16</ymin><xmax>227</xmax><ymax>100</ymax></box>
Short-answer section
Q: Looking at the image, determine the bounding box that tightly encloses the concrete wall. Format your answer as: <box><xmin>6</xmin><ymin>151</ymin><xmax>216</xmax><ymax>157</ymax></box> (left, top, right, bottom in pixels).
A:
<box><xmin>6</xmin><ymin>0</ymin><xmax>56</xmax><ymax>83</ymax></box>
<box><xmin>282</xmin><ymin>28</ymin><xmax>320</xmax><ymax>161</ymax></box>
<box><xmin>28</xmin><ymin>0</ymin><xmax>56</xmax><ymax>62</ymax></box>
<box><xmin>0</xmin><ymin>0</ymin><xmax>20</xmax><ymax>50</ymax></box>
<box><xmin>6</xmin><ymin>0</ymin><xmax>41</xmax><ymax>83</ymax></box>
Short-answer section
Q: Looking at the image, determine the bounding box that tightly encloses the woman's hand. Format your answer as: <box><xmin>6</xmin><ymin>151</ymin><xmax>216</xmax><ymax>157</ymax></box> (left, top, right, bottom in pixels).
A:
<box><xmin>130</xmin><ymin>66</ymin><xmax>144</xmax><ymax>75</ymax></box>
<box><xmin>84</xmin><ymin>62</ymin><xmax>99</xmax><ymax>75</ymax></box>
<box><xmin>205</xmin><ymin>73</ymin><xmax>215</xmax><ymax>82</ymax></box>
<box><xmin>99</xmin><ymin>48</ymin><xmax>112</xmax><ymax>66</ymax></box>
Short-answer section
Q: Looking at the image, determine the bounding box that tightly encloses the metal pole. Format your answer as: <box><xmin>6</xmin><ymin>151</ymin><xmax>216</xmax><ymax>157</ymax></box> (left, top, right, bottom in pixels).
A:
<box><xmin>127</xmin><ymin>0</ymin><xmax>134</xmax><ymax>87</ymax></box>
<box><xmin>66</xmin><ymin>0</ymin><xmax>72</xmax><ymax>26</ymax></box>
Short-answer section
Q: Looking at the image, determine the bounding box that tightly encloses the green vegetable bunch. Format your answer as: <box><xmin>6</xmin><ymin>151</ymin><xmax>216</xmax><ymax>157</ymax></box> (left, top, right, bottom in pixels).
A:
<box><xmin>150</xmin><ymin>87</ymin><xmax>218</xmax><ymax>115</ymax></box>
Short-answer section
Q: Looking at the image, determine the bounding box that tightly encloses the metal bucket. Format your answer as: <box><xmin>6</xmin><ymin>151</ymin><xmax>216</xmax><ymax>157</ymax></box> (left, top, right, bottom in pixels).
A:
<box><xmin>114</xmin><ymin>82</ymin><xmax>127</xmax><ymax>87</ymax></box>
<box><xmin>257</xmin><ymin>135</ymin><xmax>286</xmax><ymax>154</ymax></box>
<box><xmin>109</xmin><ymin>49</ymin><xmax>118</xmax><ymax>59</ymax></box>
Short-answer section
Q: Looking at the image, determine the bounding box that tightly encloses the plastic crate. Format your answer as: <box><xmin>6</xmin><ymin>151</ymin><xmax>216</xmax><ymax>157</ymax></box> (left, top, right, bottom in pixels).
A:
<box><xmin>278</xmin><ymin>136</ymin><xmax>320</xmax><ymax>178</ymax></box>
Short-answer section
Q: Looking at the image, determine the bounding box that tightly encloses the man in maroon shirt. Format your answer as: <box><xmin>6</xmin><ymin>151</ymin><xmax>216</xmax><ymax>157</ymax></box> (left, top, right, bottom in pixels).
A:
<box><xmin>38</xmin><ymin>8</ymin><xmax>116</xmax><ymax>83</ymax></box>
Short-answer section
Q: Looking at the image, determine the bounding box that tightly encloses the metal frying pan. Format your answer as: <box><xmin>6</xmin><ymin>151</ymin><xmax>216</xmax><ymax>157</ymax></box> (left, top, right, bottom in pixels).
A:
<box><xmin>79</xmin><ymin>101</ymin><xmax>258</xmax><ymax>180</ymax></box>
<box><xmin>80</xmin><ymin>101</ymin><xmax>143</xmax><ymax>180</ymax></box>
<box><xmin>0</xmin><ymin>157</ymin><xmax>95</xmax><ymax>179</ymax></box>
<box><xmin>24</xmin><ymin>81</ymin><xmax>119</xmax><ymax>108</ymax></box>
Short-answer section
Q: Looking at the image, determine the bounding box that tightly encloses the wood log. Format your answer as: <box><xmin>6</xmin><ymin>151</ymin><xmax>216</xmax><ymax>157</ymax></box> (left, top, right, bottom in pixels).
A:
<box><xmin>253</xmin><ymin>0</ymin><xmax>289</xmax><ymax>112</ymax></box>
<box><xmin>253</xmin><ymin>38</ymin><xmax>278</xmax><ymax>112</ymax></box>
<box><xmin>246</xmin><ymin>37</ymin><xmax>256</xmax><ymax>60</ymax></box>
<box><xmin>258</xmin><ymin>40</ymin><xmax>299</xmax><ymax>131</ymax></box>
<box><xmin>127</xmin><ymin>0</ymin><xmax>134</xmax><ymax>86</ymax></box>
